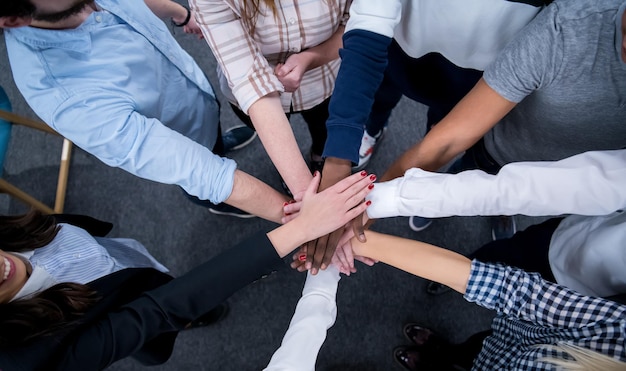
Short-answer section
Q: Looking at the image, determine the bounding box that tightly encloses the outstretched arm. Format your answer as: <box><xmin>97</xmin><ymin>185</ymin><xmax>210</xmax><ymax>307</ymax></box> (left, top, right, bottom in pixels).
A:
<box><xmin>351</xmin><ymin>231</ymin><xmax>626</xmax><ymax>335</ymax></box>
<box><xmin>264</xmin><ymin>266</ymin><xmax>340</xmax><ymax>371</ymax></box>
<box><xmin>368</xmin><ymin>149</ymin><xmax>626</xmax><ymax>219</ymax></box>
<box><xmin>381</xmin><ymin>78</ymin><xmax>516</xmax><ymax>181</ymax></box>
<box><xmin>30</xmin><ymin>172</ymin><xmax>375</xmax><ymax>370</ymax></box>
<box><xmin>351</xmin><ymin>231</ymin><xmax>471</xmax><ymax>294</ymax></box>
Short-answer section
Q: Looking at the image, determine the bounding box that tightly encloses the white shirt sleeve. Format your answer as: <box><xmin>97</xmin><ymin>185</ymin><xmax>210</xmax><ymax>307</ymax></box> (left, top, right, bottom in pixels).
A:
<box><xmin>367</xmin><ymin>150</ymin><xmax>626</xmax><ymax>219</ymax></box>
<box><xmin>345</xmin><ymin>0</ymin><xmax>402</xmax><ymax>37</ymax></box>
<box><xmin>264</xmin><ymin>266</ymin><xmax>340</xmax><ymax>371</ymax></box>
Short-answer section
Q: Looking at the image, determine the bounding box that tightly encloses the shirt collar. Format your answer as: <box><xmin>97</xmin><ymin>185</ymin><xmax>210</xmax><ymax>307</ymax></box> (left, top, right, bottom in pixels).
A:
<box><xmin>8</xmin><ymin>1</ymin><xmax>112</xmax><ymax>54</ymax></box>
<box><xmin>10</xmin><ymin>264</ymin><xmax>58</xmax><ymax>302</ymax></box>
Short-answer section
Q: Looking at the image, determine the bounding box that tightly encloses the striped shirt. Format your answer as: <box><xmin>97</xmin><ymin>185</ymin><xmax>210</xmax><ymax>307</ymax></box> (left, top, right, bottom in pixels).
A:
<box><xmin>13</xmin><ymin>224</ymin><xmax>167</xmax><ymax>300</ymax></box>
<box><xmin>192</xmin><ymin>0</ymin><xmax>350</xmax><ymax>113</ymax></box>
<box><xmin>465</xmin><ymin>260</ymin><xmax>626</xmax><ymax>370</ymax></box>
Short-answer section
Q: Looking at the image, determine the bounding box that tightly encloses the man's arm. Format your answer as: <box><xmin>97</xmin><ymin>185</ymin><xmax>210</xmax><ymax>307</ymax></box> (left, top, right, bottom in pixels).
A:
<box><xmin>367</xmin><ymin>149</ymin><xmax>626</xmax><ymax>219</ymax></box>
<box><xmin>225</xmin><ymin>170</ymin><xmax>290</xmax><ymax>224</ymax></box>
<box><xmin>381</xmin><ymin>78</ymin><xmax>517</xmax><ymax>181</ymax></box>
<box><xmin>143</xmin><ymin>0</ymin><xmax>190</xmax><ymax>25</ymax></box>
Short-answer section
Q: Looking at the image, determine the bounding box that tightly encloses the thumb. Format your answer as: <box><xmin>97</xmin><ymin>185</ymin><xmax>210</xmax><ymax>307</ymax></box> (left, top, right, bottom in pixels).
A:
<box><xmin>304</xmin><ymin>171</ymin><xmax>322</xmax><ymax>198</ymax></box>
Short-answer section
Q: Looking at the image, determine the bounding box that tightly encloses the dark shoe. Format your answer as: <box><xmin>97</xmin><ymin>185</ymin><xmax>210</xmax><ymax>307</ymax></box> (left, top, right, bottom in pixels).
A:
<box><xmin>426</xmin><ymin>281</ymin><xmax>452</xmax><ymax>296</ymax></box>
<box><xmin>394</xmin><ymin>345</ymin><xmax>465</xmax><ymax>371</ymax></box>
<box><xmin>186</xmin><ymin>303</ymin><xmax>229</xmax><ymax>329</ymax></box>
<box><xmin>403</xmin><ymin>323</ymin><xmax>447</xmax><ymax>349</ymax></box>
<box><xmin>393</xmin><ymin>346</ymin><xmax>425</xmax><ymax>371</ymax></box>
<box><xmin>222</xmin><ymin>125</ymin><xmax>257</xmax><ymax>152</ymax></box>
<box><xmin>490</xmin><ymin>215</ymin><xmax>516</xmax><ymax>241</ymax></box>
<box><xmin>208</xmin><ymin>202</ymin><xmax>256</xmax><ymax>218</ymax></box>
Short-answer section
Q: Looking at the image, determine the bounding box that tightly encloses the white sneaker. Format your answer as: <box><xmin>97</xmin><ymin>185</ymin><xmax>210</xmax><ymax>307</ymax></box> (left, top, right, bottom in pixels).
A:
<box><xmin>353</xmin><ymin>128</ymin><xmax>385</xmax><ymax>171</ymax></box>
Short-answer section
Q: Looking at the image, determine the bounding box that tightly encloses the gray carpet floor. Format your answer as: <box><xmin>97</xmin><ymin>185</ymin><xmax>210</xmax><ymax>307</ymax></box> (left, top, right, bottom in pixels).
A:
<box><xmin>0</xmin><ymin>11</ymin><xmax>546</xmax><ymax>370</ymax></box>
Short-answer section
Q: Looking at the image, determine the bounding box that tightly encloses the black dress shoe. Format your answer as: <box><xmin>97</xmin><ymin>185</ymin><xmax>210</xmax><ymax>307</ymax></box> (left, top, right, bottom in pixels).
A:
<box><xmin>426</xmin><ymin>281</ymin><xmax>452</xmax><ymax>296</ymax></box>
<box><xmin>394</xmin><ymin>346</ymin><xmax>425</xmax><ymax>371</ymax></box>
<box><xmin>394</xmin><ymin>345</ymin><xmax>466</xmax><ymax>371</ymax></box>
<box><xmin>186</xmin><ymin>303</ymin><xmax>229</xmax><ymax>329</ymax></box>
<box><xmin>402</xmin><ymin>323</ymin><xmax>450</xmax><ymax>353</ymax></box>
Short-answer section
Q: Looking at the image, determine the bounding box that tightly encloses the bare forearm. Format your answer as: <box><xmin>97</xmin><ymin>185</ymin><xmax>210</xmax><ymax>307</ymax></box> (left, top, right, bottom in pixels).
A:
<box><xmin>248</xmin><ymin>94</ymin><xmax>312</xmax><ymax>195</ymax></box>
<box><xmin>381</xmin><ymin>79</ymin><xmax>516</xmax><ymax>181</ymax></box>
<box><xmin>144</xmin><ymin>0</ymin><xmax>188</xmax><ymax>24</ymax></box>
<box><xmin>319</xmin><ymin>157</ymin><xmax>352</xmax><ymax>191</ymax></box>
<box><xmin>225</xmin><ymin>170</ymin><xmax>289</xmax><ymax>224</ymax></box>
<box><xmin>300</xmin><ymin>25</ymin><xmax>345</xmax><ymax>71</ymax></box>
<box><xmin>351</xmin><ymin>231</ymin><xmax>471</xmax><ymax>294</ymax></box>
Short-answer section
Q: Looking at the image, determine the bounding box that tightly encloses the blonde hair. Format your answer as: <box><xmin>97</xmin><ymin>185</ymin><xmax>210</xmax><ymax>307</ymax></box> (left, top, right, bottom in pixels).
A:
<box><xmin>539</xmin><ymin>343</ymin><xmax>626</xmax><ymax>371</ymax></box>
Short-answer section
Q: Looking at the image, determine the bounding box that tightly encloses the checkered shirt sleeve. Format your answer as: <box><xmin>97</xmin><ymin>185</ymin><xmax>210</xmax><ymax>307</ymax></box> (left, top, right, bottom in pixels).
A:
<box><xmin>465</xmin><ymin>260</ymin><xmax>626</xmax><ymax>370</ymax></box>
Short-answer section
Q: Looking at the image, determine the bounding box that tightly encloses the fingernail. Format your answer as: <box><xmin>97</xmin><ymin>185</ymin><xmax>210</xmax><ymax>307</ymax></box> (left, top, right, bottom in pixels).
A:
<box><xmin>368</xmin><ymin>183</ymin><xmax>374</xmax><ymax>189</ymax></box>
<box><xmin>366</xmin><ymin>200</ymin><xmax>372</xmax><ymax>206</ymax></box>
<box><xmin>313</xmin><ymin>171</ymin><xmax>320</xmax><ymax>177</ymax></box>
<box><xmin>360</xmin><ymin>170</ymin><xmax>367</xmax><ymax>176</ymax></box>
<box><xmin>283</xmin><ymin>201</ymin><xmax>289</xmax><ymax>207</ymax></box>
<box><xmin>285</xmin><ymin>212</ymin><xmax>292</xmax><ymax>216</ymax></box>
<box><xmin>369</xmin><ymin>174</ymin><xmax>377</xmax><ymax>181</ymax></box>
<box><xmin>299</xmin><ymin>254</ymin><xmax>306</xmax><ymax>261</ymax></box>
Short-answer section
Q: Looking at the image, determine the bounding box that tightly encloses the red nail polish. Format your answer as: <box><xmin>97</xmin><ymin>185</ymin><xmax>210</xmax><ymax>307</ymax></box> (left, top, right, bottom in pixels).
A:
<box><xmin>283</xmin><ymin>201</ymin><xmax>289</xmax><ymax>207</ymax></box>
<box><xmin>368</xmin><ymin>183</ymin><xmax>374</xmax><ymax>189</ymax></box>
<box><xmin>285</xmin><ymin>212</ymin><xmax>292</xmax><ymax>216</ymax></box>
<box><xmin>360</xmin><ymin>170</ymin><xmax>367</xmax><ymax>176</ymax></box>
<box><xmin>366</xmin><ymin>200</ymin><xmax>372</xmax><ymax>206</ymax></box>
<box><xmin>298</xmin><ymin>254</ymin><xmax>306</xmax><ymax>261</ymax></box>
<box><xmin>369</xmin><ymin>174</ymin><xmax>377</xmax><ymax>181</ymax></box>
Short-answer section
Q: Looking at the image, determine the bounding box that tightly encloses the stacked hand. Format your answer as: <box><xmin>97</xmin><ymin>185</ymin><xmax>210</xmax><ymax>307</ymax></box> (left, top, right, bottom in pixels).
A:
<box><xmin>284</xmin><ymin>171</ymin><xmax>378</xmax><ymax>275</ymax></box>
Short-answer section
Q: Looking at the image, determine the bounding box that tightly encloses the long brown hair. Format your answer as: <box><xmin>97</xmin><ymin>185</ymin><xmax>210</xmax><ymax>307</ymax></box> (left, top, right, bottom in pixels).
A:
<box><xmin>0</xmin><ymin>283</ymin><xmax>100</xmax><ymax>347</ymax></box>
<box><xmin>0</xmin><ymin>209</ymin><xmax>99</xmax><ymax>347</ymax></box>
<box><xmin>0</xmin><ymin>209</ymin><xmax>60</xmax><ymax>252</ymax></box>
<box><xmin>242</xmin><ymin>0</ymin><xmax>278</xmax><ymax>34</ymax></box>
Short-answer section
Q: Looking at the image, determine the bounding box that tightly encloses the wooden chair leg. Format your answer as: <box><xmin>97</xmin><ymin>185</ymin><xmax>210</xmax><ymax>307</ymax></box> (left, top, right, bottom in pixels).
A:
<box><xmin>54</xmin><ymin>139</ymin><xmax>73</xmax><ymax>213</ymax></box>
<box><xmin>0</xmin><ymin>178</ymin><xmax>54</xmax><ymax>214</ymax></box>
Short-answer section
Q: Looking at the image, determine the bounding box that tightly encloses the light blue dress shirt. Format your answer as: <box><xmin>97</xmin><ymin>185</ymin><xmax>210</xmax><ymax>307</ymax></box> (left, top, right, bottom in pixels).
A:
<box><xmin>4</xmin><ymin>0</ymin><xmax>237</xmax><ymax>203</ymax></box>
<box><xmin>12</xmin><ymin>223</ymin><xmax>168</xmax><ymax>301</ymax></box>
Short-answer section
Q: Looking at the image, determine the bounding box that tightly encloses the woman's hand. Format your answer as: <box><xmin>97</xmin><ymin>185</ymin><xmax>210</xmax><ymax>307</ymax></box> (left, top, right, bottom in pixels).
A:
<box><xmin>274</xmin><ymin>52</ymin><xmax>313</xmax><ymax>92</ymax></box>
<box><xmin>267</xmin><ymin>171</ymin><xmax>375</xmax><ymax>258</ymax></box>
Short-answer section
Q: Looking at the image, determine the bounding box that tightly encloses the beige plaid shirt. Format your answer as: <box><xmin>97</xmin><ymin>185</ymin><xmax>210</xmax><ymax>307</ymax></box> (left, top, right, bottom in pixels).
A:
<box><xmin>191</xmin><ymin>0</ymin><xmax>350</xmax><ymax>113</ymax></box>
